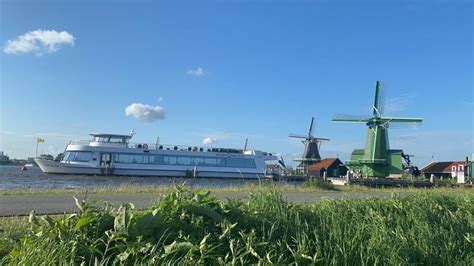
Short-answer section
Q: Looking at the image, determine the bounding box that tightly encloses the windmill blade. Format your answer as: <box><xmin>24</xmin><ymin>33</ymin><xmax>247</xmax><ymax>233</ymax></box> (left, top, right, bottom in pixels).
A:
<box><xmin>379</xmin><ymin>117</ymin><xmax>422</xmax><ymax>129</ymax></box>
<box><xmin>308</xmin><ymin>117</ymin><xmax>315</xmax><ymax>137</ymax></box>
<box><xmin>312</xmin><ymin>137</ymin><xmax>330</xmax><ymax>141</ymax></box>
<box><xmin>289</xmin><ymin>134</ymin><xmax>307</xmax><ymax>139</ymax></box>
<box><xmin>332</xmin><ymin>113</ymin><xmax>371</xmax><ymax>123</ymax></box>
<box><xmin>384</xmin><ymin>122</ymin><xmax>422</xmax><ymax>129</ymax></box>
<box><xmin>373</xmin><ymin>81</ymin><xmax>386</xmax><ymax>116</ymax></box>
<box><xmin>377</xmin><ymin>81</ymin><xmax>386</xmax><ymax>115</ymax></box>
<box><xmin>379</xmin><ymin>117</ymin><xmax>423</xmax><ymax>123</ymax></box>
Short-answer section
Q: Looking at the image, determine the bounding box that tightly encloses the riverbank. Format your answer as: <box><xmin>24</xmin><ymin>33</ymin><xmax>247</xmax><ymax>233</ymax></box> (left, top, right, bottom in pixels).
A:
<box><xmin>1</xmin><ymin>181</ymin><xmax>471</xmax><ymax>196</ymax></box>
<box><xmin>0</xmin><ymin>184</ymin><xmax>471</xmax><ymax>216</ymax></box>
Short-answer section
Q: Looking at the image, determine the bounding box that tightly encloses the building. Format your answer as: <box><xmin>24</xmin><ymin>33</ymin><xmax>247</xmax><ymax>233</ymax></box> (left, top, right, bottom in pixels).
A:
<box><xmin>307</xmin><ymin>158</ymin><xmax>348</xmax><ymax>178</ymax></box>
<box><xmin>0</xmin><ymin>151</ymin><xmax>9</xmax><ymax>163</ymax></box>
<box><xmin>421</xmin><ymin>160</ymin><xmax>471</xmax><ymax>183</ymax></box>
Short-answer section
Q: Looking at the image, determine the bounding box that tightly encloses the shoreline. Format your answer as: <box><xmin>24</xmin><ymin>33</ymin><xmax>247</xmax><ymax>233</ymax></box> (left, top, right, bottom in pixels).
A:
<box><xmin>1</xmin><ymin>182</ymin><xmax>471</xmax><ymax>196</ymax></box>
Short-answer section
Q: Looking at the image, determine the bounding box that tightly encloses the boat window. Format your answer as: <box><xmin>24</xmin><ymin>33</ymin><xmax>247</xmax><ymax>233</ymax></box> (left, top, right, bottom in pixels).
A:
<box><xmin>204</xmin><ymin>157</ymin><xmax>217</xmax><ymax>166</ymax></box>
<box><xmin>226</xmin><ymin>158</ymin><xmax>245</xmax><ymax>168</ymax></box>
<box><xmin>148</xmin><ymin>155</ymin><xmax>155</xmax><ymax>164</ymax></box>
<box><xmin>63</xmin><ymin>152</ymin><xmax>72</xmax><ymax>161</ymax></box>
<box><xmin>244</xmin><ymin>159</ymin><xmax>256</xmax><ymax>168</ymax></box>
<box><xmin>152</xmin><ymin>155</ymin><xmax>164</xmax><ymax>164</ymax></box>
<box><xmin>67</xmin><ymin>151</ymin><xmax>92</xmax><ymax>162</ymax></box>
<box><xmin>164</xmin><ymin>155</ymin><xmax>177</xmax><ymax>165</ymax></box>
<box><xmin>109</xmin><ymin>138</ymin><xmax>125</xmax><ymax>143</ymax></box>
<box><xmin>192</xmin><ymin>157</ymin><xmax>204</xmax><ymax>166</ymax></box>
<box><xmin>178</xmin><ymin>156</ymin><xmax>191</xmax><ymax>165</ymax></box>
<box><xmin>132</xmin><ymin>155</ymin><xmax>144</xmax><ymax>164</ymax></box>
<box><xmin>216</xmin><ymin>158</ymin><xmax>226</xmax><ymax>167</ymax></box>
<box><xmin>109</xmin><ymin>152</ymin><xmax>255</xmax><ymax>168</ymax></box>
<box><xmin>115</xmin><ymin>154</ymin><xmax>131</xmax><ymax>163</ymax></box>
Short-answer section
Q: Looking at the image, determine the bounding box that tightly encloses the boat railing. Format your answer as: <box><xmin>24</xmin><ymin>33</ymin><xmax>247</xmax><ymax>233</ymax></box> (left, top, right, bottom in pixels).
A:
<box><xmin>67</xmin><ymin>140</ymin><xmax>273</xmax><ymax>156</ymax></box>
<box><xmin>69</xmin><ymin>140</ymin><xmax>92</xmax><ymax>145</ymax></box>
<box><xmin>128</xmin><ymin>142</ymin><xmax>245</xmax><ymax>154</ymax></box>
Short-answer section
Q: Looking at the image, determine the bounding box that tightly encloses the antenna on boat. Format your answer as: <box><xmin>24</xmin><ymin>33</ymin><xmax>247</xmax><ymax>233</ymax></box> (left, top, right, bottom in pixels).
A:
<box><xmin>130</xmin><ymin>129</ymin><xmax>136</xmax><ymax>137</ymax></box>
<box><xmin>244</xmin><ymin>138</ymin><xmax>248</xmax><ymax>151</ymax></box>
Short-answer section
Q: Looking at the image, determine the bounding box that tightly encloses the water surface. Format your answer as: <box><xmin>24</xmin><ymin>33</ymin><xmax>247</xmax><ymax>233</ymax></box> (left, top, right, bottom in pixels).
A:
<box><xmin>0</xmin><ymin>165</ymin><xmax>291</xmax><ymax>191</ymax></box>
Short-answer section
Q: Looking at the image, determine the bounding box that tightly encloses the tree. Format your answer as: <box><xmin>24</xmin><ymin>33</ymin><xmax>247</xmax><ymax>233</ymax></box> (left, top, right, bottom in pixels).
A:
<box><xmin>39</xmin><ymin>154</ymin><xmax>54</xmax><ymax>161</ymax></box>
<box><xmin>55</xmin><ymin>153</ymin><xmax>64</xmax><ymax>162</ymax></box>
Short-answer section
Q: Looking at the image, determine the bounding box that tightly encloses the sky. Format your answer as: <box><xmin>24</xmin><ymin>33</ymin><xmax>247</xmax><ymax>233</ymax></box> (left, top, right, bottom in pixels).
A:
<box><xmin>0</xmin><ymin>0</ymin><xmax>472</xmax><ymax>167</ymax></box>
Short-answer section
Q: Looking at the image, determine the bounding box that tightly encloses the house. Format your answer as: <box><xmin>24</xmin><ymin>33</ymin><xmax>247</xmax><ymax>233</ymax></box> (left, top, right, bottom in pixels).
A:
<box><xmin>307</xmin><ymin>158</ymin><xmax>347</xmax><ymax>178</ymax></box>
<box><xmin>421</xmin><ymin>160</ymin><xmax>471</xmax><ymax>183</ymax></box>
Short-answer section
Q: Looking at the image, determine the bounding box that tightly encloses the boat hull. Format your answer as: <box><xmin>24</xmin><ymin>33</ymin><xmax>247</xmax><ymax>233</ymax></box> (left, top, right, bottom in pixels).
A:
<box><xmin>34</xmin><ymin>159</ymin><xmax>264</xmax><ymax>179</ymax></box>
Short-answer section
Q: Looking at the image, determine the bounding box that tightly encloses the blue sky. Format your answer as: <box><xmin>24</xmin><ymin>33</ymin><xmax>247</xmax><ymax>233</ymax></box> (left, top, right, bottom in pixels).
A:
<box><xmin>1</xmin><ymin>0</ymin><xmax>472</xmax><ymax>167</ymax></box>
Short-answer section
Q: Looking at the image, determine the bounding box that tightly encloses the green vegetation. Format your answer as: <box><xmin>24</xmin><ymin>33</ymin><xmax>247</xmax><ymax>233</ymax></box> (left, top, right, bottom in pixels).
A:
<box><xmin>0</xmin><ymin>217</ymin><xmax>29</xmax><ymax>259</ymax></box>
<box><xmin>1</xmin><ymin>181</ymin><xmax>471</xmax><ymax>196</ymax></box>
<box><xmin>302</xmin><ymin>177</ymin><xmax>337</xmax><ymax>190</ymax></box>
<box><xmin>1</xmin><ymin>186</ymin><xmax>472</xmax><ymax>265</ymax></box>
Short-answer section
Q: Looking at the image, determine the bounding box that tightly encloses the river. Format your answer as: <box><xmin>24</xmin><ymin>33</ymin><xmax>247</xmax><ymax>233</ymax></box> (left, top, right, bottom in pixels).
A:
<box><xmin>0</xmin><ymin>165</ymin><xmax>285</xmax><ymax>191</ymax></box>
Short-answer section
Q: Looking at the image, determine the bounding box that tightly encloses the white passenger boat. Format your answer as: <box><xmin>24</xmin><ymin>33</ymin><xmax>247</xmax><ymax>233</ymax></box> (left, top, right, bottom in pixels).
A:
<box><xmin>35</xmin><ymin>133</ymin><xmax>279</xmax><ymax>179</ymax></box>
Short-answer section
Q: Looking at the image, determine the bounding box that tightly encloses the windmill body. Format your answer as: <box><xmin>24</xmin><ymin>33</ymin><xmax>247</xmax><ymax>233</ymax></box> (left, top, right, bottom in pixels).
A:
<box><xmin>333</xmin><ymin>81</ymin><xmax>422</xmax><ymax>178</ymax></box>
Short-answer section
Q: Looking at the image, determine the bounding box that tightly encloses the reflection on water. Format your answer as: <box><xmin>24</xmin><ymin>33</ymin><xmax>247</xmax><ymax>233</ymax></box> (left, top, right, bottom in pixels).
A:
<box><xmin>0</xmin><ymin>165</ymin><xmax>293</xmax><ymax>191</ymax></box>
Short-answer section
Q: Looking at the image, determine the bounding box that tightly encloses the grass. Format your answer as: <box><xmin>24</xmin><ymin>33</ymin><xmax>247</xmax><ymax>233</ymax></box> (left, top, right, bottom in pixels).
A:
<box><xmin>1</xmin><ymin>180</ymin><xmax>471</xmax><ymax>196</ymax></box>
<box><xmin>1</xmin><ymin>186</ymin><xmax>472</xmax><ymax>265</ymax></box>
<box><xmin>0</xmin><ymin>216</ymin><xmax>29</xmax><ymax>259</ymax></box>
<box><xmin>302</xmin><ymin>177</ymin><xmax>338</xmax><ymax>190</ymax></box>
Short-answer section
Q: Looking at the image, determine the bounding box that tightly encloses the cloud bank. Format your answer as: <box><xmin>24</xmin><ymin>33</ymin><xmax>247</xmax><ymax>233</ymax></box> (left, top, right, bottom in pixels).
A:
<box><xmin>202</xmin><ymin>137</ymin><xmax>217</xmax><ymax>145</ymax></box>
<box><xmin>186</xmin><ymin>67</ymin><xmax>206</xmax><ymax>77</ymax></box>
<box><xmin>4</xmin><ymin>29</ymin><xmax>75</xmax><ymax>55</ymax></box>
<box><xmin>125</xmin><ymin>103</ymin><xmax>166</xmax><ymax>123</ymax></box>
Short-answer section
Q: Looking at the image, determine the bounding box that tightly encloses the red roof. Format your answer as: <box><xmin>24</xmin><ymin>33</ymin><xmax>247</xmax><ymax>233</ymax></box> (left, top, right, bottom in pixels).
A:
<box><xmin>421</xmin><ymin>161</ymin><xmax>467</xmax><ymax>174</ymax></box>
<box><xmin>307</xmin><ymin>158</ymin><xmax>342</xmax><ymax>172</ymax></box>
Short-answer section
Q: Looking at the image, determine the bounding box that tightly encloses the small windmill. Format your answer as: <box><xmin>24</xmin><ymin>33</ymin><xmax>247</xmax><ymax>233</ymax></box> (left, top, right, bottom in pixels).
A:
<box><xmin>332</xmin><ymin>81</ymin><xmax>422</xmax><ymax>178</ymax></box>
<box><xmin>289</xmin><ymin>117</ymin><xmax>329</xmax><ymax>174</ymax></box>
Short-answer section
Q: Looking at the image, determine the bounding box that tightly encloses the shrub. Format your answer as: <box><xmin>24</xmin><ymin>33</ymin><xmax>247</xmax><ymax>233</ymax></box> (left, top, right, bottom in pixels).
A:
<box><xmin>302</xmin><ymin>177</ymin><xmax>337</xmax><ymax>190</ymax></box>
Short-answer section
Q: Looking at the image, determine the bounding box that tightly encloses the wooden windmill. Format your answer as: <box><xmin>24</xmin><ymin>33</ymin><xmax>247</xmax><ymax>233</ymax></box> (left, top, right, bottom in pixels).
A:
<box><xmin>289</xmin><ymin>117</ymin><xmax>329</xmax><ymax>174</ymax></box>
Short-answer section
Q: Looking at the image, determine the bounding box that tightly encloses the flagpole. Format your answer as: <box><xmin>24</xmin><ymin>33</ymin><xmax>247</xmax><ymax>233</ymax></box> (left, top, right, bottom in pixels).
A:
<box><xmin>36</xmin><ymin>141</ymin><xmax>39</xmax><ymax>158</ymax></box>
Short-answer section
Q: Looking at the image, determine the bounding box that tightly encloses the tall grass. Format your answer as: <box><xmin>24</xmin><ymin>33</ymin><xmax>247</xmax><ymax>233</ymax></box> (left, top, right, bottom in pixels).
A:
<box><xmin>302</xmin><ymin>177</ymin><xmax>338</xmax><ymax>190</ymax></box>
<box><xmin>2</xmin><ymin>186</ymin><xmax>473</xmax><ymax>265</ymax></box>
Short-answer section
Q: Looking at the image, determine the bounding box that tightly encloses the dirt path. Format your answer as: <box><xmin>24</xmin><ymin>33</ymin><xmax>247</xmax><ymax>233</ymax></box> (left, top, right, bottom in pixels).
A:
<box><xmin>0</xmin><ymin>191</ymin><xmax>396</xmax><ymax>216</ymax></box>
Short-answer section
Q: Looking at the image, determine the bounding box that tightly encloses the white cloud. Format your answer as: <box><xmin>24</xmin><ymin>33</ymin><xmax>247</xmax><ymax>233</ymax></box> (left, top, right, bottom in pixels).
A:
<box><xmin>125</xmin><ymin>103</ymin><xmax>166</xmax><ymax>123</ymax></box>
<box><xmin>202</xmin><ymin>137</ymin><xmax>217</xmax><ymax>145</ymax></box>
<box><xmin>4</xmin><ymin>29</ymin><xmax>75</xmax><ymax>55</ymax></box>
<box><xmin>186</xmin><ymin>67</ymin><xmax>206</xmax><ymax>77</ymax></box>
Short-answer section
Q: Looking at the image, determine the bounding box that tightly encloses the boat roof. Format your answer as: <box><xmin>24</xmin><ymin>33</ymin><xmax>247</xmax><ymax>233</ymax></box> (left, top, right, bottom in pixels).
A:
<box><xmin>89</xmin><ymin>133</ymin><xmax>132</xmax><ymax>139</ymax></box>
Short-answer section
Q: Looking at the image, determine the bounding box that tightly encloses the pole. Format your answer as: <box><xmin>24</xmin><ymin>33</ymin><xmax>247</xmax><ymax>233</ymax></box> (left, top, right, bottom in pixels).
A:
<box><xmin>36</xmin><ymin>142</ymin><xmax>38</xmax><ymax>158</ymax></box>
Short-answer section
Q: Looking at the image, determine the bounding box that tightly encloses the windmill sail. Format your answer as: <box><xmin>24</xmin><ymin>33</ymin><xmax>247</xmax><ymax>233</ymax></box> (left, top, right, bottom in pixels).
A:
<box><xmin>377</xmin><ymin>81</ymin><xmax>386</xmax><ymax>115</ymax></box>
<box><xmin>373</xmin><ymin>81</ymin><xmax>386</xmax><ymax>116</ymax></box>
<box><xmin>288</xmin><ymin>134</ymin><xmax>307</xmax><ymax>139</ymax></box>
<box><xmin>333</xmin><ymin>113</ymin><xmax>371</xmax><ymax>122</ymax></box>
<box><xmin>308</xmin><ymin>117</ymin><xmax>314</xmax><ymax>137</ymax></box>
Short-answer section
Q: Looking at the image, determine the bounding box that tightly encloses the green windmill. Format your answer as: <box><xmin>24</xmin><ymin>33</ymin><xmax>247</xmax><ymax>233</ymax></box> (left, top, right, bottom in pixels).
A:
<box><xmin>332</xmin><ymin>81</ymin><xmax>423</xmax><ymax>178</ymax></box>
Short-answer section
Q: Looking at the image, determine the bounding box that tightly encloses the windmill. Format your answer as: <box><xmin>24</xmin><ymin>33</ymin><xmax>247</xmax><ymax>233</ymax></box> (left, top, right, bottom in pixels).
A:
<box><xmin>289</xmin><ymin>117</ymin><xmax>329</xmax><ymax>174</ymax></box>
<box><xmin>332</xmin><ymin>81</ymin><xmax>422</xmax><ymax>178</ymax></box>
